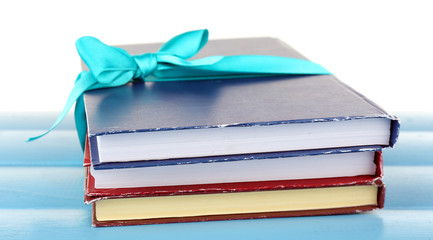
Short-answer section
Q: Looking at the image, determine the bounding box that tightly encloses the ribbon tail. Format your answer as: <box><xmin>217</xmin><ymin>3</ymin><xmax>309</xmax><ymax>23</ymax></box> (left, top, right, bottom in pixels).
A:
<box><xmin>210</xmin><ymin>55</ymin><xmax>331</xmax><ymax>75</ymax></box>
<box><xmin>26</xmin><ymin>72</ymin><xmax>97</xmax><ymax>143</ymax></box>
<box><xmin>152</xmin><ymin>55</ymin><xmax>331</xmax><ymax>80</ymax></box>
<box><xmin>75</xmin><ymin>95</ymin><xmax>87</xmax><ymax>150</ymax></box>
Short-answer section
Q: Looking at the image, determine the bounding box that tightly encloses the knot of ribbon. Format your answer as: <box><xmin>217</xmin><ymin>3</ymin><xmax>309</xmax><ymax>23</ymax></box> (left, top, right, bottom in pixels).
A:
<box><xmin>27</xmin><ymin>29</ymin><xmax>331</xmax><ymax>150</ymax></box>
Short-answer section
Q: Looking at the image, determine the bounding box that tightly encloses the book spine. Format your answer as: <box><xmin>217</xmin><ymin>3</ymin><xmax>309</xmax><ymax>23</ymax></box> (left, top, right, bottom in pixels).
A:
<box><xmin>88</xmin><ymin>136</ymin><xmax>101</xmax><ymax>165</ymax></box>
<box><xmin>83</xmin><ymin>137</ymin><xmax>91</xmax><ymax>167</ymax></box>
<box><xmin>331</xmin><ymin>77</ymin><xmax>400</xmax><ymax>147</ymax></box>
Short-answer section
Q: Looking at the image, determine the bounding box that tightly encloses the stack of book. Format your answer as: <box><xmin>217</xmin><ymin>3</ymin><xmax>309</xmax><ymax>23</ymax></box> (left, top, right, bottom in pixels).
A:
<box><xmin>82</xmin><ymin>37</ymin><xmax>399</xmax><ymax>227</ymax></box>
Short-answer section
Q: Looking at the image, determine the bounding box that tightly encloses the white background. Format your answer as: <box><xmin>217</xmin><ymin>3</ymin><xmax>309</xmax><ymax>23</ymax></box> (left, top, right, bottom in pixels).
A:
<box><xmin>0</xmin><ymin>0</ymin><xmax>432</xmax><ymax>113</ymax></box>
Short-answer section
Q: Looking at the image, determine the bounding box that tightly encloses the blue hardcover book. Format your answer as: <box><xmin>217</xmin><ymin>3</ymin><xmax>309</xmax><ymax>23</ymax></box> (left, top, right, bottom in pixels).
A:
<box><xmin>83</xmin><ymin>37</ymin><xmax>399</xmax><ymax>168</ymax></box>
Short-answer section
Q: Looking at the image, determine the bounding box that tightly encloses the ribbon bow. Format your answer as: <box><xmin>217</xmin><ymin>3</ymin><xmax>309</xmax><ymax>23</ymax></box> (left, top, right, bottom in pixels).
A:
<box><xmin>27</xmin><ymin>29</ymin><xmax>331</xmax><ymax>149</ymax></box>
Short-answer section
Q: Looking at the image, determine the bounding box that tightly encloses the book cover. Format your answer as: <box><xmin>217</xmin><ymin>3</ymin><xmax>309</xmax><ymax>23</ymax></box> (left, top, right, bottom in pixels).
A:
<box><xmin>83</xmin><ymin>38</ymin><xmax>399</xmax><ymax>166</ymax></box>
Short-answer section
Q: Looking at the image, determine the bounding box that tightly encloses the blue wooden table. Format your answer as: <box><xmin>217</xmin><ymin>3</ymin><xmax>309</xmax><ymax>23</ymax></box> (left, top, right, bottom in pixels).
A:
<box><xmin>1</xmin><ymin>112</ymin><xmax>432</xmax><ymax>239</ymax></box>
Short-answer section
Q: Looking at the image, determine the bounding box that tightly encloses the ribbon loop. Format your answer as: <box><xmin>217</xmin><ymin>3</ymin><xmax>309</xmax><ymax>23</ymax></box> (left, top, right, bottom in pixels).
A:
<box><xmin>76</xmin><ymin>36</ymin><xmax>137</xmax><ymax>85</ymax></box>
<box><xmin>158</xmin><ymin>29</ymin><xmax>208</xmax><ymax>59</ymax></box>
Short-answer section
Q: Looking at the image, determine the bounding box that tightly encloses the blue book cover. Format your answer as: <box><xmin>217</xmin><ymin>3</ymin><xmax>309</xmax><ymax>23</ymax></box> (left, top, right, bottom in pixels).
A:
<box><xmin>83</xmin><ymin>38</ymin><xmax>399</xmax><ymax>167</ymax></box>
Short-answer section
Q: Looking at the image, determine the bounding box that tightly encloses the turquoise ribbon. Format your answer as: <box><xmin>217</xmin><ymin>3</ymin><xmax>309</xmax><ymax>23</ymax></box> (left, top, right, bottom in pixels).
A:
<box><xmin>27</xmin><ymin>29</ymin><xmax>331</xmax><ymax>150</ymax></box>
